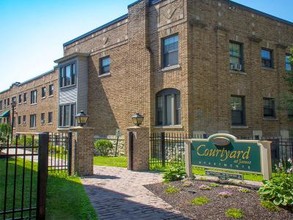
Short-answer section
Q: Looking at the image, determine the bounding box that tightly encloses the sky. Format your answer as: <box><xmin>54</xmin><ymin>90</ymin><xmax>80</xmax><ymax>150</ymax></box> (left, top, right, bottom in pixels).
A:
<box><xmin>0</xmin><ymin>0</ymin><xmax>292</xmax><ymax>92</ymax></box>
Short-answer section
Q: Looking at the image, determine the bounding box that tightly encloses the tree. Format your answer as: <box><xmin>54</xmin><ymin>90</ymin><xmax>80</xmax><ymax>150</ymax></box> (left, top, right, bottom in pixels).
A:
<box><xmin>0</xmin><ymin>123</ymin><xmax>11</xmax><ymax>144</ymax></box>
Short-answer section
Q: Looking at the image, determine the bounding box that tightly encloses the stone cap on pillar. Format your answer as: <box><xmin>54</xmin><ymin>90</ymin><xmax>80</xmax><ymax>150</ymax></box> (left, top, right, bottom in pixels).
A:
<box><xmin>70</xmin><ymin>126</ymin><xmax>95</xmax><ymax>131</ymax></box>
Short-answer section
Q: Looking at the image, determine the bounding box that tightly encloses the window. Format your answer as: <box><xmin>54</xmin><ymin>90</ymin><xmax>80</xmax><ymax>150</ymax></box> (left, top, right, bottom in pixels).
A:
<box><xmin>18</xmin><ymin>94</ymin><xmax>22</xmax><ymax>103</ymax></box>
<box><xmin>23</xmin><ymin>93</ymin><xmax>27</xmax><ymax>102</ymax></box>
<box><xmin>0</xmin><ymin>100</ymin><xmax>2</xmax><ymax>110</ymax></box>
<box><xmin>18</xmin><ymin>116</ymin><xmax>21</xmax><ymax>125</ymax></box>
<box><xmin>41</xmin><ymin>87</ymin><xmax>46</xmax><ymax>98</ymax></box>
<box><xmin>7</xmin><ymin>98</ymin><xmax>10</xmax><ymax>106</ymax></box>
<box><xmin>48</xmin><ymin>112</ymin><xmax>53</xmax><ymax>123</ymax></box>
<box><xmin>59</xmin><ymin>103</ymin><xmax>76</xmax><ymax>127</ymax></box>
<box><xmin>30</xmin><ymin>114</ymin><xmax>36</xmax><ymax>128</ymax></box>
<box><xmin>23</xmin><ymin>115</ymin><xmax>26</xmax><ymax>124</ymax></box>
<box><xmin>41</xmin><ymin>113</ymin><xmax>45</xmax><ymax>124</ymax></box>
<box><xmin>261</xmin><ymin>48</ymin><xmax>273</xmax><ymax>68</ymax></box>
<box><xmin>60</xmin><ymin>63</ymin><xmax>76</xmax><ymax>87</ymax></box>
<box><xmin>229</xmin><ymin>41</ymin><xmax>243</xmax><ymax>71</ymax></box>
<box><xmin>286</xmin><ymin>54</ymin><xmax>292</xmax><ymax>72</ymax></box>
<box><xmin>230</xmin><ymin>96</ymin><xmax>245</xmax><ymax>126</ymax></box>
<box><xmin>4</xmin><ymin>99</ymin><xmax>6</xmax><ymax>107</ymax></box>
<box><xmin>100</xmin><ymin>56</ymin><xmax>110</xmax><ymax>75</ymax></box>
<box><xmin>49</xmin><ymin>84</ymin><xmax>54</xmax><ymax>96</ymax></box>
<box><xmin>156</xmin><ymin>89</ymin><xmax>181</xmax><ymax>126</ymax></box>
<box><xmin>162</xmin><ymin>34</ymin><xmax>179</xmax><ymax>68</ymax></box>
<box><xmin>30</xmin><ymin>90</ymin><xmax>37</xmax><ymax>104</ymax></box>
<box><xmin>263</xmin><ymin>98</ymin><xmax>276</xmax><ymax>118</ymax></box>
<box><xmin>12</xmin><ymin>96</ymin><xmax>16</xmax><ymax>105</ymax></box>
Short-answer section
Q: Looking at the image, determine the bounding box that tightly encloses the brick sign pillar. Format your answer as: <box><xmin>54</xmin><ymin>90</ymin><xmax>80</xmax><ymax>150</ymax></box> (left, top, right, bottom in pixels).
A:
<box><xmin>127</xmin><ymin>127</ymin><xmax>149</xmax><ymax>171</ymax></box>
<box><xmin>70</xmin><ymin>127</ymin><xmax>94</xmax><ymax>176</ymax></box>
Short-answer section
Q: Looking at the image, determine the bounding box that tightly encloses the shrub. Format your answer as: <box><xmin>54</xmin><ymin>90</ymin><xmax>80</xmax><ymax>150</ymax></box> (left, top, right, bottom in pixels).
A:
<box><xmin>0</xmin><ymin>123</ymin><xmax>11</xmax><ymax>143</ymax></box>
<box><xmin>165</xmin><ymin>185</ymin><xmax>180</xmax><ymax>194</ymax></box>
<box><xmin>191</xmin><ymin>196</ymin><xmax>210</xmax><ymax>206</ymax></box>
<box><xmin>94</xmin><ymin>139</ymin><xmax>113</xmax><ymax>156</ymax></box>
<box><xmin>163</xmin><ymin>164</ymin><xmax>186</xmax><ymax>182</ymax></box>
<box><xmin>258</xmin><ymin>159</ymin><xmax>293</xmax><ymax>207</ymax></box>
<box><xmin>225</xmin><ymin>208</ymin><xmax>244</xmax><ymax>219</ymax></box>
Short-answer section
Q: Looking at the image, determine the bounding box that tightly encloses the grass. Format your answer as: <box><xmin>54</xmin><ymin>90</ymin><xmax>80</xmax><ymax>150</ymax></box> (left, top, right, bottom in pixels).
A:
<box><xmin>0</xmin><ymin>158</ymin><xmax>97</xmax><ymax>220</ymax></box>
<box><xmin>94</xmin><ymin>156</ymin><xmax>127</xmax><ymax>168</ymax></box>
<box><xmin>191</xmin><ymin>196</ymin><xmax>210</xmax><ymax>206</ymax></box>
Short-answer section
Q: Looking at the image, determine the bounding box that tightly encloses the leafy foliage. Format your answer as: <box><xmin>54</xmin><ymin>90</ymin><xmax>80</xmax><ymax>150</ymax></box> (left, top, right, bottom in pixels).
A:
<box><xmin>163</xmin><ymin>164</ymin><xmax>186</xmax><ymax>182</ymax></box>
<box><xmin>0</xmin><ymin>123</ymin><xmax>11</xmax><ymax>143</ymax></box>
<box><xmin>225</xmin><ymin>208</ymin><xmax>244</xmax><ymax>219</ymax></box>
<box><xmin>258</xmin><ymin>159</ymin><xmax>293</xmax><ymax>207</ymax></box>
<box><xmin>94</xmin><ymin>139</ymin><xmax>113</xmax><ymax>156</ymax></box>
<box><xmin>191</xmin><ymin>196</ymin><xmax>210</xmax><ymax>206</ymax></box>
<box><xmin>165</xmin><ymin>185</ymin><xmax>180</xmax><ymax>194</ymax></box>
<box><xmin>260</xmin><ymin>200</ymin><xmax>280</xmax><ymax>212</ymax></box>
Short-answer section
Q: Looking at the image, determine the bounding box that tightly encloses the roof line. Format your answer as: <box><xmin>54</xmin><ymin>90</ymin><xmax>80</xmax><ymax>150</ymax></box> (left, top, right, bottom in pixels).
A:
<box><xmin>230</xmin><ymin>1</ymin><xmax>292</xmax><ymax>26</ymax></box>
<box><xmin>63</xmin><ymin>14</ymin><xmax>128</xmax><ymax>47</ymax></box>
<box><xmin>0</xmin><ymin>68</ymin><xmax>56</xmax><ymax>94</ymax></box>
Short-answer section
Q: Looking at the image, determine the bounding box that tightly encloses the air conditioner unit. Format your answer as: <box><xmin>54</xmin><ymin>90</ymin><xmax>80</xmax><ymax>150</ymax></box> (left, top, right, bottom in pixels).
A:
<box><xmin>230</xmin><ymin>63</ymin><xmax>242</xmax><ymax>71</ymax></box>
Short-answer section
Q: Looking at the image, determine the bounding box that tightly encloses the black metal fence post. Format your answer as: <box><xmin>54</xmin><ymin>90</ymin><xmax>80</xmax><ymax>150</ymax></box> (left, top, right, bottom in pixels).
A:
<box><xmin>129</xmin><ymin>132</ymin><xmax>134</xmax><ymax>170</ymax></box>
<box><xmin>68</xmin><ymin>131</ymin><xmax>72</xmax><ymax>175</ymax></box>
<box><xmin>36</xmin><ymin>132</ymin><xmax>49</xmax><ymax>220</ymax></box>
<box><xmin>161</xmin><ymin>132</ymin><xmax>165</xmax><ymax>167</ymax></box>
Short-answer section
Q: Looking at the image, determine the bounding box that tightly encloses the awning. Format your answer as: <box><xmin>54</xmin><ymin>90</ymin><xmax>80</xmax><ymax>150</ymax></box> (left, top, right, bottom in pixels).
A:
<box><xmin>0</xmin><ymin>110</ymin><xmax>10</xmax><ymax>118</ymax></box>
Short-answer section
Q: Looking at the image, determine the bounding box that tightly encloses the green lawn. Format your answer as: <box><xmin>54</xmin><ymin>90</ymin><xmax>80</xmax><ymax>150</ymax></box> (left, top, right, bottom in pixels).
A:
<box><xmin>94</xmin><ymin>156</ymin><xmax>127</xmax><ymax>168</ymax></box>
<box><xmin>0</xmin><ymin>158</ymin><xmax>97</xmax><ymax>220</ymax></box>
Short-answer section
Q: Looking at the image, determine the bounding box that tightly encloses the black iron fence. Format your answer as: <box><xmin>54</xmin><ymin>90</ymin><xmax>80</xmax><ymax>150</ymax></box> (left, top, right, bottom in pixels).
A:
<box><xmin>0</xmin><ymin>131</ymin><xmax>72</xmax><ymax>220</ymax></box>
<box><xmin>149</xmin><ymin>132</ymin><xmax>293</xmax><ymax>170</ymax></box>
<box><xmin>149</xmin><ymin>132</ymin><xmax>190</xmax><ymax>169</ymax></box>
<box><xmin>48</xmin><ymin>132</ymin><xmax>72</xmax><ymax>174</ymax></box>
<box><xmin>0</xmin><ymin>133</ymin><xmax>48</xmax><ymax>220</ymax></box>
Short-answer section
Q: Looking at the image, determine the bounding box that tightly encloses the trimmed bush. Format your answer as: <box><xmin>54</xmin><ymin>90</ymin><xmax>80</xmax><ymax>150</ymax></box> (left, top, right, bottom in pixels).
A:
<box><xmin>94</xmin><ymin>139</ymin><xmax>113</xmax><ymax>156</ymax></box>
<box><xmin>163</xmin><ymin>164</ymin><xmax>186</xmax><ymax>182</ymax></box>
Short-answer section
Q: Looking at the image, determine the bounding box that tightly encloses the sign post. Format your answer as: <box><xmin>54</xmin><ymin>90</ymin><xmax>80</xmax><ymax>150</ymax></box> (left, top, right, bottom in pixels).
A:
<box><xmin>185</xmin><ymin>133</ymin><xmax>272</xmax><ymax>180</ymax></box>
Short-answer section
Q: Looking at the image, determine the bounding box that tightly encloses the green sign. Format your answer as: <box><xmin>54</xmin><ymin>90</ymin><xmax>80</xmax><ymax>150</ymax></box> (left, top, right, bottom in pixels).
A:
<box><xmin>191</xmin><ymin>134</ymin><xmax>261</xmax><ymax>173</ymax></box>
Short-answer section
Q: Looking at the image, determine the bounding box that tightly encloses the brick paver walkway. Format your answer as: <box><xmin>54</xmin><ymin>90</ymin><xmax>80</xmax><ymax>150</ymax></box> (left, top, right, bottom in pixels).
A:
<box><xmin>81</xmin><ymin>166</ymin><xmax>189</xmax><ymax>220</ymax></box>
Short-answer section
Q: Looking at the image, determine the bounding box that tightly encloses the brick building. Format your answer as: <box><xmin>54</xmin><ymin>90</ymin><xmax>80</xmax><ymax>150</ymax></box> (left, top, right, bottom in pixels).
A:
<box><xmin>0</xmin><ymin>69</ymin><xmax>58</xmax><ymax>133</ymax></box>
<box><xmin>1</xmin><ymin>0</ymin><xmax>293</xmax><ymax>139</ymax></box>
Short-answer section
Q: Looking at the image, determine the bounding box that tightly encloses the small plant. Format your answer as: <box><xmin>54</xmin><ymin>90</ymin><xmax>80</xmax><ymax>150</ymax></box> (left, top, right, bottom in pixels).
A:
<box><xmin>225</xmin><ymin>208</ymin><xmax>244</xmax><ymax>219</ymax></box>
<box><xmin>94</xmin><ymin>139</ymin><xmax>113</xmax><ymax>156</ymax></box>
<box><xmin>260</xmin><ymin>200</ymin><xmax>280</xmax><ymax>212</ymax></box>
<box><xmin>165</xmin><ymin>185</ymin><xmax>180</xmax><ymax>194</ymax></box>
<box><xmin>163</xmin><ymin>164</ymin><xmax>186</xmax><ymax>182</ymax></box>
<box><xmin>218</xmin><ymin>191</ymin><xmax>233</xmax><ymax>198</ymax></box>
<box><xmin>209</xmin><ymin>183</ymin><xmax>220</xmax><ymax>187</ymax></box>
<box><xmin>238</xmin><ymin>188</ymin><xmax>250</xmax><ymax>193</ymax></box>
<box><xmin>258</xmin><ymin>158</ymin><xmax>293</xmax><ymax>207</ymax></box>
<box><xmin>191</xmin><ymin>196</ymin><xmax>210</xmax><ymax>206</ymax></box>
<box><xmin>199</xmin><ymin>184</ymin><xmax>211</xmax><ymax>190</ymax></box>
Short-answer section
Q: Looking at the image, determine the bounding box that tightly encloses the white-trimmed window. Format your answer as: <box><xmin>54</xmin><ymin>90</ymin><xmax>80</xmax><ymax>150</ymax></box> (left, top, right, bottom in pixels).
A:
<box><xmin>229</xmin><ymin>41</ymin><xmax>243</xmax><ymax>71</ymax></box>
<box><xmin>156</xmin><ymin>88</ymin><xmax>181</xmax><ymax>126</ymax></box>
<box><xmin>263</xmin><ymin>98</ymin><xmax>276</xmax><ymax>118</ymax></box>
<box><xmin>48</xmin><ymin>112</ymin><xmax>53</xmax><ymax>123</ymax></box>
<box><xmin>60</xmin><ymin>63</ymin><xmax>76</xmax><ymax>87</ymax></box>
<box><xmin>286</xmin><ymin>54</ymin><xmax>292</xmax><ymax>72</ymax></box>
<box><xmin>100</xmin><ymin>56</ymin><xmax>110</xmax><ymax>75</ymax></box>
<box><xmin>162</xmin><ymin>34</ymin><xmax>179</xmax><ymax>68</ymax></box>
<box><xmin>30</xmin><ymin>114</ymin><xmax>36</xmax><ymax>128</ymax></box>
<box><xmin>30</xmin><ymin>90</ymin><xmax>37</xmax><ymax>104</ymax></box>
<box><xmin>49</xmin><ymin>84</ymin><xmax>54</xmax><ymax>96</ymax></box>
<box><xmin>41</xmin><ymin>87</ymin><xmax>46</xmax><ymax>98</ymax></box>
<box><xmin>261</xmin><ymin>48</ymin><xmax>273</xmax><ymax>68</ymax></box>
<box><xmin>231</xmin><ymin>96</ymin><xmax>245</xmax><ymax>126</ymax></box>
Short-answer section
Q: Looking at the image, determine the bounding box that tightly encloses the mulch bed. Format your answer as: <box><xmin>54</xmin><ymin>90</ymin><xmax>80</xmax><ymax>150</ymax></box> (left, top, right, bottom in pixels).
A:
<box><xmin>145</xmin><ymin>179</ymin><xmax>293</xmax><ymax>220</ymax></box>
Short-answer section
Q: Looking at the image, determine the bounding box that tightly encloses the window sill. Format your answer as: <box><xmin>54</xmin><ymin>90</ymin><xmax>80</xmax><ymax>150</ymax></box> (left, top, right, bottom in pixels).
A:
<box><xmin>263</xmin><ymin>117</ymin><xmax>278</xmax><ymax>121</ymax></box>
<box><xmin>41</xmin><ymin>97</ymin><xmax>46</xmax><ymax>100</ymax></box>
<box><xmin>229</xmin><ymin>70</ymin><xmax>247</xmax><ymax>75</ymax></box>
<box><xmin>160</xmin><ymin>64</ymin><xmax>181</xmax><ymax>73</ymax></box>
<box><xmin>48</xmin><ymin>122</ymin><xmax>53</xmax><ymax>125</ymax></box>
<box><xmin>49</xmin><ymin>95</ymin><xmax>54</xmax><ymax>98</ymax></box>
<box><xmin>231</xmin><ymin>126</ymin><xmax>248</xmax><ymax>129</ymax></box>
<box><xmin>30</xmin><ymin>127</ymin><xmax>36</xmax><ymax>130</ymax></box>
<box><xmin>30</xmin><ymin>103</ymin><xmax>37</xmax><ymax>106</ymax></box>
<box><xmin>154</xmin><ymin>125</ymin><xmax>183</xmax><ymax>129</ymax></box>
<box><xmin>99</xmin><ymin>72</ymin><xmax>111</xmax><ymax>78</ymax></box>
<box><xmin>261</xmin><ymin>67</ymin><xmax>274</xmax><ymax>71</ymax></box>
<box><xmin>60</xmin><ymin>84</ymin><xmax>76</xmax><ymax>90</ymax></box>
